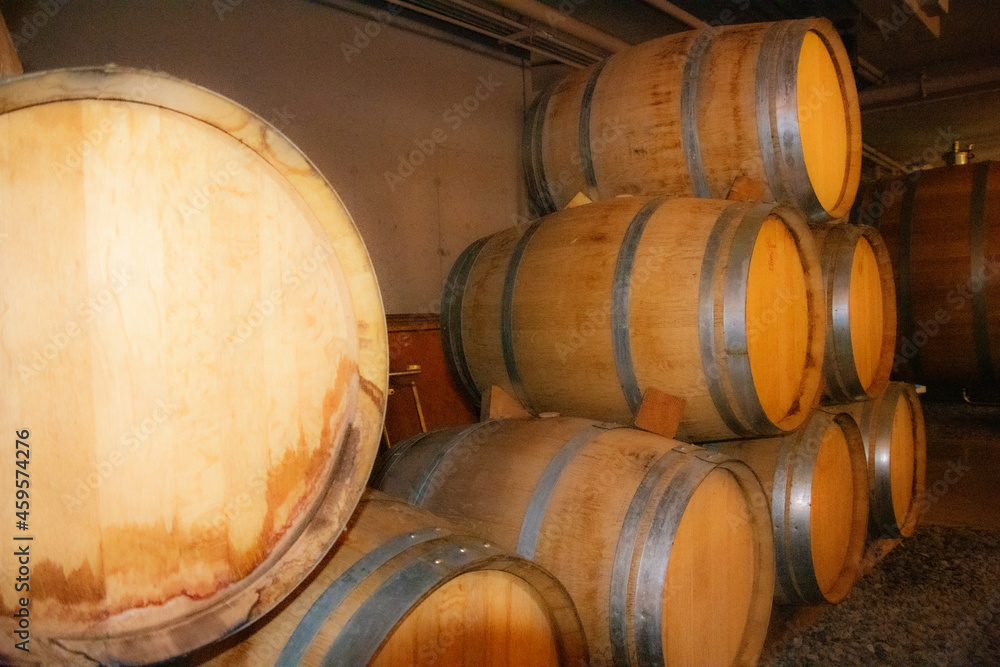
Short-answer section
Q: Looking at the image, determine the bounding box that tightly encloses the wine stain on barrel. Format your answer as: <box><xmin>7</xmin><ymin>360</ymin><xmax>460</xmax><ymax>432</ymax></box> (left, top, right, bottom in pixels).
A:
<box><xmin>25</xmin><ymin>355</ymin><xmax>358</xmax><ymax>620</ymax></box>
<box><xmin>234</xmin><ymin>355</ymin><xmax>357</xmax><ymax>579</ymax></box>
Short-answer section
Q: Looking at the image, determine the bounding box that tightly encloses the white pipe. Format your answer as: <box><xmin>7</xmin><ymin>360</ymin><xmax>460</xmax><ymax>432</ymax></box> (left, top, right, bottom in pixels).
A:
<box><xmin>378</xmin><ymin>0</ymin><xmax>601</xmax><ymax>67</ymax></box>
<box><xmin>486</xmin><ymin>0</ymin><xmax>630</xmax><ymax>53</ymax></box>
<box><xmin>862</xmin><ymin>142</ymin><xmax>905</xmax><ymax>173</ymax></box>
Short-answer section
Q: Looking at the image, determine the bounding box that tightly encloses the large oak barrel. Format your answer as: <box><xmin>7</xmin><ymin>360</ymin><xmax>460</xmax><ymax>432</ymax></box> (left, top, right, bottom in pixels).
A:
<box><xmin>523</xmin><ymin>19</ymin><xmax>861</xmax><ymax>222</ymax></box>
<box><xmin>0</xmin><ymin>68</ymin><xmax>387</xmax><ymax>664</ymax></box>
<box><xmin>707</xmin><ymin>410</ymin><xmax>869</xmax><ymax>604</ymax></box>
<box><xmin>0</xmin><ymin>10</ymin><xmax>21</xmax><ymax>77</ymax></box>
<box><xmin>442</xmin><ymin>196</ymin><xmax>826</xmax><ymax>442</ymax></box>
<box><xmin>857</xmin><ymin>162</ymin><xmax>1000</xmax><ymax>391</ymax></box>
<box><xmin>373</xmin><ymin>417</ymin><xmax>775</xmax><ymax>666</ymax></box>
<box><xmin>191</xmin><ymin>490</ymin><xmax>588</xmax><ymax>667</ymax></box>
<box><xmin>825</xmin><ymin>382</ymin><xmax>926</xmax><ymax>539</ymax></box>
<box><xmin>812</xmin><ymin>222</ymin><xmax>896</xmax><ymax>402</ymax></box>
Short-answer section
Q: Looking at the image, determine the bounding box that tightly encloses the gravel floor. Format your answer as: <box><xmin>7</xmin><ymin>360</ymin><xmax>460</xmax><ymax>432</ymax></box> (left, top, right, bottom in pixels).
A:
<box><xmin>761</xmin><ymin>526</ymin><xmax>1000</xmax><ymax>666</ymax></box>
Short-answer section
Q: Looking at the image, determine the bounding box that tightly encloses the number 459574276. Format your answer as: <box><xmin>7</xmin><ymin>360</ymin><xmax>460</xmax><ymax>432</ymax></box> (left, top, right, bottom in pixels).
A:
<box><xmin>15</xmin><ymin>429</ymin><xmax>30</xmax><ymax>497</ymax></box>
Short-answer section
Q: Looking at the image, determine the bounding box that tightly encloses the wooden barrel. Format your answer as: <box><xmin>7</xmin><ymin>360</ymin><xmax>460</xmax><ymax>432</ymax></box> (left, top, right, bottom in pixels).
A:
<box><xmin>707</xmin><ymin>410</ymin><xmax>869</xmax><ymax>604</ymax></box>
<box><xmin>811</xmin><ymin>222</ymin><xmax>896</xmax><ymax>403</ymax></box>
<box><xmin>442</xmin><ymin>196</ymin><xmax>826</xmax><ymax>442</ymax></box>
<box><xmin>372</xmin><ymin>417</ymin><xmax>775</xmax><ymax>666</ymax></box>
<box><xmin>0</xmin><ymin>10</ymin><xmax>21</xmax><ymax>77</ymax></box>
<box><xmin>858</xmin><ymin>162</ymin><xmax>1000</xmax><ymax>390</ymax></box>
<box><xmin>191</xmin><ymin>490</ymin><xmax>588</xmax><ymax>667</ymax></box>
<box><xmin>0</xmin><ymin>68</ymin><xmax>388</xmax><ymax>664</ymax></box>
<box><xmin>523</xmin><ymin>19</ymin><xmax>861</xmax><ymax>222</ymax></box>
<box><xmin>825</xmin><ymin>382</ymin><xmax>926</xmax><ymax>540</ymax></box>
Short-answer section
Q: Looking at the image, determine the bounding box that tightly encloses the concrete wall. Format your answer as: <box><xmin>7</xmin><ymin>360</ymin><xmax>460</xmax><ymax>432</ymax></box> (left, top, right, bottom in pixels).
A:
<box><xmin>4</xmin><ymin>0</ymin><xmax>528</xmax><ymax>313</ymax></box>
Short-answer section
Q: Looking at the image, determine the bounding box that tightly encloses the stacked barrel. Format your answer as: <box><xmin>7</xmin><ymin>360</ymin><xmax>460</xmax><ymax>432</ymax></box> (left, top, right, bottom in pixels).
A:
<box><xmin>0</xmin><ymin>9</ymin><xmax>21</xmax><ymax>77</ymax></box>
<box><xmin>0</xmin><ymin>66</ymin><xmax>592</xmax><ymax>667</ymax></box>
<box><xmin>854</xmin><ymin>161</ymin><xmax>1000</xmax><ymax>395</ymax></box>
<box><xmin>0</xmin><ymin>19</ymin><xmax>932</xmax><ymax>667</ymax></box>
<box><xmin>0</xmin><ymin>67</ymin><xmax>391</xmax><ymax>664</ymax></box>
<box><xmin>373</xmin><ymin>17</ymin><xmax>927</xmax><ymax>666</ymax></box>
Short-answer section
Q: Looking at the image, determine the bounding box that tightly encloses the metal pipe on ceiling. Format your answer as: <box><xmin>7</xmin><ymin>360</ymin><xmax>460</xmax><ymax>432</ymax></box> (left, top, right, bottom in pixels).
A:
<box><xmin>639</xmin><ymin>0</ymin><xmax>706</xmax><ymax>29</ymax></box>
<box><xmin>380</xmin><ymin>0</ymin><xmax>605</xmax><ymax>67</ymax></box>
<box><xmin>860</xmin><ymin>63</ymin><xmax>1000</xmax><ymax>112</ymax></box>
<box><xmin>856</xmin><ymin>56</ymin><xmax>888</xmax><ymax>86</ymax></box>
<box><xmin>862</xmin><ymin>142</ymin><xmax>906</xmax><ymax>173</ymax></box>
<box><xmin>485</xmin><ymin>0</ymin><xmax>631</xmax><ymax>53</ymax></box>
<box><xmin>314</xmin><ymin>0</ymin><xmax>526</xmax><ymax>65</ymax></box>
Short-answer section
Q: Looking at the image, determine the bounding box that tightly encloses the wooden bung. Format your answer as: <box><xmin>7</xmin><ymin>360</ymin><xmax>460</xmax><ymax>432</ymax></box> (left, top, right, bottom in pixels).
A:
<box><xmin>191</xmin><ymin>490</ymin><xmax>588</xmax><ymax>667</ymax></box>
<box><xmin>811</xmin><ymin>222</ymin><xmax>897</xmax><ymax>403</ymax></box>
<box><xmin>824</xmin><ymin>382</ymin><xmax>926</xmax><ymax>540</ymax></box>
<box><xmin>442</xmin><ymin>195</ymin><xmax>826</xmax><ymax>442</ymax></box>
<box><xmin>707</xmin><ymin>410</ymin><xmax>869</xmax><ymax>605</ymax></box>
<box><xmin>0</xmin><ymin>67</ymin><xmax>388</xmax><ymax>664</ymax></box>
<box><xmin>523</xmin><ymin>19</ymin><xmax>861</xmax><ymax>222</ymax></box>
<box><xmin>858</xmin><ymin>161</ymin><xmax>1000</xmax><ymax>391</ymax></box>
<box><xmin>373</xmin><ymin>417</ymin><xmax>775</xmax><ymax>666</ymax></box>
<box><xmin>481</xmin><ymin>385</ymin><xmax>532</xmax><ymax>421</ymax></box>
